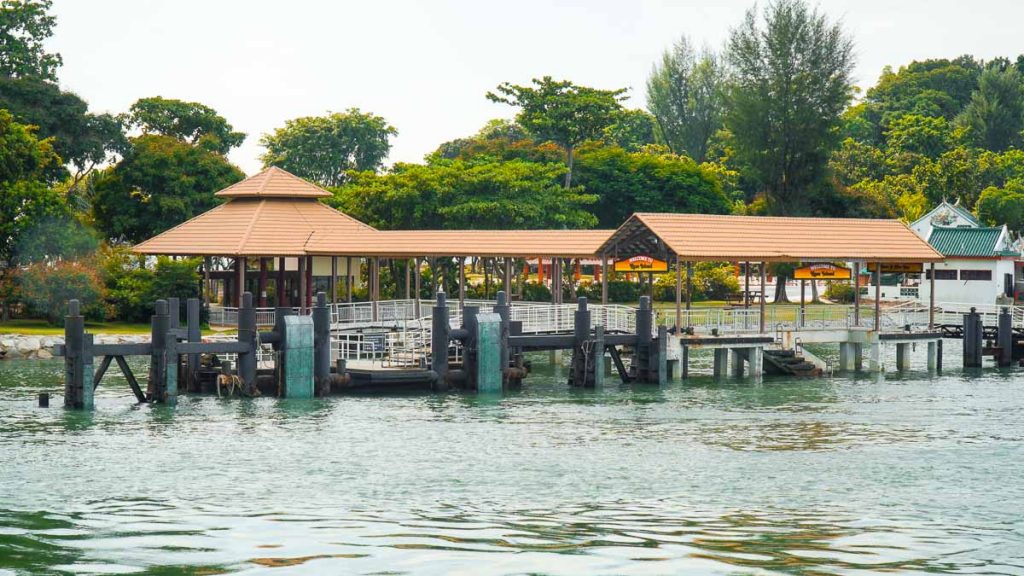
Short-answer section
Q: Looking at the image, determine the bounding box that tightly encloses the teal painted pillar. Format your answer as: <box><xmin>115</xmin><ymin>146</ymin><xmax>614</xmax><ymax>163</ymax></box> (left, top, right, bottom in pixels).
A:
<box><xmin>475</xmin><ymin>311</ymin><xmax>502</xmax><ymax>393</ymax></box>
<box><xmin>281</xmin><ymin>315</ymin><xmax>315</xmax><ymax>398</ymax></box>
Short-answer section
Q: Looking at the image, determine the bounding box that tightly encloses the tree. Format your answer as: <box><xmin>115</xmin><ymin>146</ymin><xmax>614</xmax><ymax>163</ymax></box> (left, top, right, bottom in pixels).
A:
<box><xmin>976</xmin><ymin>180</ymin><xmax>1024</xmax><ymax>232</ymax></box>
<box><xmin>259</xmin><ymin>109</ymin><xmax>396</xmax><ymax>187</ymax></box>
<box><xmin>17</xmin><ymin>259</ymin><xmax>103</xmax><ymax>324</ymax></box>
<box><xmin>487</xmin><ymin>77</ymin><xmax>627</xmax><ymax>187</ymax></box>
<box><xmin>0</xmin><ymin>109</ymin><xmax>70</xmax><ymax>317</ymax></box>
<box><xmin>432</xmin><ymin>119</ymin><xmax>562</xmax><ymax>164</ymax></box>
<box><xmin>646</xmin><ymin>37</ymin><xmax>725</xmax><ymax>161</ymax></box>
<box><xmin>725</xmin><ymin>0</ymin><xmax>855</xmax><ymax>214</ymax></box>
<box><xmin>957</xmin><ymin>66</ymin><xmax>1024</xmax><ymax>152</ymax></box>
<box><xmin>0</xmin><ymin>0</ymin><xmax>61</xmax><ymax>81</ymax></box>
<box><xmin>603</xmin><ymin>109</ymin><xmax>657</xmax><ymax>152</ymax></box>
<box><xmin>0</xmin><ymin>77</ymin><xmax>126</xmax><ymax>186</ymax></box>
<box><xmin>91</xmin><ymin>135</ymin><xmax>244</xmax><ymax>243</ymax></box>
<box><xmin>125</xmin><ymin>96</ymin><xmax>245</xmax><ymax>155</ymax></box>
<box><xmin>331</xmin><ymin>159</ymin><xmax>597</xmax><ymax>231</ymax></box>
<box><xmin>573</xmin><ymin>145</ymin><xmax>731</xmax><ymax>228</ymax></box>
<box><xmin>885</xmin><ymin>114</ymin><xmax>958</xmax><ymax>159</ymax></box>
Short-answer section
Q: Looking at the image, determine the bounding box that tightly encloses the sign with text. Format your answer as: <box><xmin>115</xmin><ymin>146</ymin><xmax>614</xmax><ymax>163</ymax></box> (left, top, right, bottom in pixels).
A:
<box><xmin>793</xmin><ymin>263</ymin><xmax>851</xmax><ymax>280</ymax></box>
<box><xmin>866</xmin><ymin>262</ymin><xmax>924</xmax><ymax>274</ymax></box>
<box><xmin>614</xmin><ymin>255</ymin><xmax>668</xmax><ymax>273</ymax></box>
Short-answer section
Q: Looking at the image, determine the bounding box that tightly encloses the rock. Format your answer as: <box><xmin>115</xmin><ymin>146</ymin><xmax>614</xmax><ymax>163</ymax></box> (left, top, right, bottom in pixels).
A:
<box><xmin>35</xmin><ymin>348</ymin><xmax>53</xmax><ymax>360</ymax></box>
<box><xmin>16</xmin><ymin>337</ymin><xmax>40</xmax><ymax>355</ymax></box>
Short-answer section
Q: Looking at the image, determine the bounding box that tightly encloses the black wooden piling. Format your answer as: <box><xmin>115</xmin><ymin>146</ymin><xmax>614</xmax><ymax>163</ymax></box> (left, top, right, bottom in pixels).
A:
<box><xmin>634</xmin><ymin>296</ymin><xmax>653</xmax><ymax>382</ymax></box>
<box><xmin>149</xmin><ymin>299</ymin><xmax>169</xmax><ymax>402</ymax></box>
<box><xmin>998</xmin><ymin>307</ymin><xmax>1013</xmax><ymax>367</ymax></box>
<box><xmin>237</xmin><ymin>292</ymin><xmax>257</xmax><ymax>394</ymax></box>
<box><xmin>313</xmin><ymin>292</ymin><xmax>331</xmax><ymax>395</ymax></box>
<box><xmin>186</xmin><ymin>298</ymin><xmax>201</xmax><ymax>392</ymax></box>
<box><xmin>963</xmin><ymin>307</ymin><xmax>983</xmax><ymax>368</ymax></box>
<box><xmin>64</xmin><ymin>299</ymin><xmax>87</xmax><ymax>409</ymax></box>
<box><xmin>569</xmin><ymin>297</ymin><xmax>592</xmax><ymax>387</ymax></box>
<box><xmin>431</xmin><ymin>292</ymin><xmax>450</xmax><ymax>391</ymax></box>
<box><xmin>493</xmin><ymin>291</ymin><xmax>511</xmax><ymax>380</ymax></box>
<box><xmin>38</xmin><ymin>393</ymin><xmax>49</xmax><ymax>407</ymax></box>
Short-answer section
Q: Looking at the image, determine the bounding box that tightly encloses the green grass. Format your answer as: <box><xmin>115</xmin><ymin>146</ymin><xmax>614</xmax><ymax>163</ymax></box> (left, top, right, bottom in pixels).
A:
<box><xmin>0</xmin><ymin>319</ymin><xmax>224</xmax><ymax>336</ymax></box>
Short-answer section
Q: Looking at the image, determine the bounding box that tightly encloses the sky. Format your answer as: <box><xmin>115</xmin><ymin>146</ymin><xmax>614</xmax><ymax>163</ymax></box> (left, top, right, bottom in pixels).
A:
<box><xmin>47</xmin><ymin>0</ymin><xmax>1024</xmax><ymax>175</ymax></box>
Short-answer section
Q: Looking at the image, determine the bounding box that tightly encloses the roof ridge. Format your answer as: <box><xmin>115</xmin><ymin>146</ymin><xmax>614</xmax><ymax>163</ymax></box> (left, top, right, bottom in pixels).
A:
<box><xmin>235</xmin><ymin>199</ymin><xmax>266</xmax><ymax>254</ymax></box>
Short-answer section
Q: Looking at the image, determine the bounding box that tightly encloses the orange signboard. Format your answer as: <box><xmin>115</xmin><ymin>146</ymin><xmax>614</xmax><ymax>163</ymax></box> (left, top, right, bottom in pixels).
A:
<box><xmin>867</xmin><ymin>262</ymin><xmax>924</xmax><ymax>274</ymax></box>
<box><xmin>614</xmin><ymin>255</ymin><xmax>668</xmax><ymax>273</ymax></box>
<box><xmin>793</xmin><ymin>263</ymin><xmax>851</xmax><ymax>280</ymax></box>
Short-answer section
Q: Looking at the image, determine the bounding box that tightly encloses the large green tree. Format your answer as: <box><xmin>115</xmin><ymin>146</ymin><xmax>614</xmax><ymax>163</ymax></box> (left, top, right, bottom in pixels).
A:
<box><xmin>0</xmin><ymin>0</ymin><xmax>61</xmax><ymax>80</ymax></box>
<box><xmin>725</xmin><ymin>0</ymin><xmax>855</xmax><ymax>214</ymax></box>
<box><xmin>646</xmin><ymin>37</ymin><xmax>725</xmax><ymax>161</ymax></box>
<box><xmin>331</xmin><ymin>158</ymin><xmax>596</xmax><ymax>231</ymax></box>
<box><xmin>957</xmin><ymin>66</ymin><xmax>1024</xmax><ymax>152</ymax></box>
<box><xmin>487</xmin><ymin>77</ymin><xmax>627</xmax><ymax>187</ymax></box>
<box><xmin>573</xmin><ymin>145</ymin><xmax>730</xmax><ymax>228</ymax></box>
<box><xmin>976</xmin><ymin>180</ymin><xmax>1024</xmax><ymax>232</ymax></box>
<box><xmin>0</xmin><ymin>77</ymin><xmax>126</xmax><ymax>185</ymax></box>
<box><xmin>91</xmin><ymin>135</ymin><xmax>244</xmax><ymax>243</ymax></box>
<box><xmin>260</xmin><ymin>108</ymin><xmax>397</xmax><ymax>187</ymax></box>
<box><xmin>124</xmin><ymin>96</ymin><xmax>245</xmax><ymax>155</ymax></box>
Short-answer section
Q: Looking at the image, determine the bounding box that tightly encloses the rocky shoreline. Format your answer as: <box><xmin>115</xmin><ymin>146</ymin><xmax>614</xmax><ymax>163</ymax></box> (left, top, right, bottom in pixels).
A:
<box><xmin>0</xmin><ymin>334</ymin><xmax>150</xmax><ymax>360</ymax></box>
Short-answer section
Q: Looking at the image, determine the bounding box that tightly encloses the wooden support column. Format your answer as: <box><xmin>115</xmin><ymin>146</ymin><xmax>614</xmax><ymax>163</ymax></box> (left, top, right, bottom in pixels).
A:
<box><xmin>458</xmin><ymin>257</ymin><xmax>466</xmax><ymax>309</ymax></box>
<box><xmin>297</xmin><ymin>256</ymin><xmax>306</xmax><ymax>313</ymax></box>
<box><xmin>854</xmin><ymin>261</ymin><xmax>861</xmax><ymax>326</ymax></box>
<box><xmin>538</xmin><ymin>257</ymin><xmax>545</xmax><ymax>286</ymax></box>
<box><xmin>928</xmin><ymin>262</ymin><xmax>935</xmax><ymax>329</ymax></box>
<box><xmin>305</xmin><ymin>256</ymin><xmax>313</xmax><ymax>312</ymax></box>
<box><xmin>503</xmin><ymin>257</ymin><xmax>512</xmax><ymax>296</ymax></box>
<box><xmin>759</xmin><ymin>262</ymin><xmax>767</xmax><ymax>333</ymax></box>
<box><xmin>601</xmin><ymin>256</ymin><xmax>609</xmax><ymax>305</ymax></box>
<box><xmin>258</xmin><ymin>258</ymin><xmax>268</xmax><ymax>307</ymax></box>
<box><xmin>346</xmin><ymin>257</ymin><xmax>354</xmax><ymax>302</ymax></box>
<box><xmin>414</xmin><ymin>258</ymin><xmax>422</xmax><ymax>317</ymax></box>
<box><xmin>202</xmin><ymin>257</ymin><xmax>211</xmax><ymax>305</ymax></box>
<box><xmin>744</xmin><ymin>261</ymin><xmax>751</xmax><ymax>309</ymax></box>
<box><xmin>874</xmin><ymin>261</ymin><xmax>882</xmax><ymax>332</ymax></box>
<box><xmin>685</xmin><ymin>261</ymin><xmax>693</xmax><ymax>311</ymax></box>
<box><xmin>799</xmin><ymin>277</ymin><xmax>806</xmax><ymax>328</ymax></box>
<box><xmin>405</xmin><ymin>258</ymin><xmax>412</xmax><ymax>299</ymax></box>
<box><xmin>277</xmin><ymin>257</ymin><xmax>286</xmax><ymax>307</ymax></box>
<box><xmin>236</xmin><ymin>256</ymin><xmax>246</xmax><ymax>308</ymax></box>
<box><xmin>675</xmin><ymin>255</ymin><xmax>682</xmax><ymax>330</ymax></box>
<box><xmin>484</xmin><ymin>257</ymin><xmax>490</xmax><ymax>299</ymax></box>
<box><xmin>330</xmin><ymin>256</ymin><xmax>338</xmax><ymax>304</ymax></box>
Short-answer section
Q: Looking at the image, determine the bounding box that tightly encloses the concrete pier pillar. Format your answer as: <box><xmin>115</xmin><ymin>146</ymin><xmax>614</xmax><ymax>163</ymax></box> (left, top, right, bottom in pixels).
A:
<box><xmin>895</xmin><ymin>342</ymin><xmax>911</xmax><ymax>371</ymax></box>
<box><xmin>730</xmin><ymin>349</ymin><xmax>745</xmax><ymax>377</ymax></box>
<box><xmin>854</xmin><ymin>343</ymin><xmax>863</xmax><ymax>371</ymax></box>
<box><xmin>750</xmin><ymin>346</ymin><xmax>763</xmax><ymax>378</ymax></box>
<box><xmin>927</xmin><ymin>340</ymin><xmax>938</xmax><ymax>371</ymax></box>
<box><xmin>838</xmin><ymin>342</ymin><xmax>856</xmax><ymax>372</ymax></box>
<box><xmin>713</xmin><ymin>348</ymin><xmax>729</xmax><ymax>378</ymax></box>
<box><xmin>868</xmin><ymin>342</ymin><xmax>883</xmax><ymax>372</ymax></box>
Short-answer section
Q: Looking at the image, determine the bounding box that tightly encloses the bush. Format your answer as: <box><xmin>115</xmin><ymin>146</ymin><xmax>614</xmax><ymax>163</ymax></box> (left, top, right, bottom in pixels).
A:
<box><xmin>101</xmin><ymin>247</ymin><xmax>202</xmax><ymax>322</ymax></box>
<box><xmin>521</xmin><ymin>282</ymin><xmax>552</xmax><ymax>302</ymax></box>
<box><xmin>16</xmin><ymin>260</ymin><xmax>105</xmax><ymax>324</ymax></box>
<box><xmin>824</xmin><ymin>282</ymin><xmax>855</xmax><ymax>303</ymax></box>
<box><xmin>651</xmin><ymin>262</ymin><xmax>739</xmax><ymax>301</ymax></box>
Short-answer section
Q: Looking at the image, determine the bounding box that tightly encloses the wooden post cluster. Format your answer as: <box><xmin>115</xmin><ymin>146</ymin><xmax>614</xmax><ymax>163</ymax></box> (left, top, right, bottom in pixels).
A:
<box><xmin>63</xmin><ymin>299</ymin><xmax>93</xmax><ymax>409</ymax></box>
<box><xmin>963</xmin><ymin>307</ymin><xmax>983</xmax><ymax>368</ymax></box>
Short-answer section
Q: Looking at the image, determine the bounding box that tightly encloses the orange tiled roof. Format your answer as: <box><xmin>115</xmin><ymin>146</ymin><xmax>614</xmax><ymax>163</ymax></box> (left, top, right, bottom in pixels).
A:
<box><xmin>599</xmin><ymin>213</ymin><xmax>944</xmax><ymax>263</ymax></box>
<box><xmin>214</xmin><ymin>166</ymin><xmax>331</xmax><ymax>199</ymax></box>
<box><xmin>133</xmin><ymin>197</ymin><xmax>374</xmax><ymax>256</ymax></box>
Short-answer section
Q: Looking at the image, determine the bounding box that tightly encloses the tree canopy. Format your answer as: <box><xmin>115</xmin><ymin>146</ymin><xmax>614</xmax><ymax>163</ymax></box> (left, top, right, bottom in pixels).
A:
<box><xmin>259</xmin><ymin>108</ymin><xmax>397</xmax><ymax>187</ymax></box>
<box><xmin>125</xmin><ymin>96</ymin><xmax>245</xmax><ymax>154</ymax></box>
<box><xmin>487</xmin><ymin>77</ymin><xmax>628</xmax><ymax>187</ymax></box>
<box><xmin>0</xmin><ymin>0</ymin><xmax>61</xmax><ymax>80</ymax></box>
<box><xmin>91</xmin><ymin>135</ymin><xmax>244</xmax><ymax>243</ymax></box>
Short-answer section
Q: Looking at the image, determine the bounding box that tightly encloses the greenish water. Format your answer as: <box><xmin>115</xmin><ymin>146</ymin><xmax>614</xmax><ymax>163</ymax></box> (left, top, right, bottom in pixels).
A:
<box><xmin>1</xmin><ymin>349</ymin><xmax>1023</xmax><ymax>575</ymax></box>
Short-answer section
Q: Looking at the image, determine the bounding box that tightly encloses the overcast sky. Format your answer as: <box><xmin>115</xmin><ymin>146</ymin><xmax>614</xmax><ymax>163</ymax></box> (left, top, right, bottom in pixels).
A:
<box><xmin>47</xmin><ymin>0</ymin><xmax>1024</xmax><ymax>175</ymax></box>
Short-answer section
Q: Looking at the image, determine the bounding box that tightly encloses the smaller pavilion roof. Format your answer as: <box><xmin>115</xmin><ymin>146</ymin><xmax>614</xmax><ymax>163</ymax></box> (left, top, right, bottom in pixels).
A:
<box><xmin>928</xmin><ymin>225</ymin><xmax>1016</xmax><ymax>257</ymax></box>
<box><xmin>215</xmin><ymin>166</ymin><xmax>331</xmax><ymax>199</ymax></box>
<box><xmin>306</xmin><ymin>229</ymin><xmax>613</xmax><ymax>258</ymax></box>
<box><xmin>599</xmin><ymin>213</ymin><xmax>944</xmax><ymax>263</ymax></box>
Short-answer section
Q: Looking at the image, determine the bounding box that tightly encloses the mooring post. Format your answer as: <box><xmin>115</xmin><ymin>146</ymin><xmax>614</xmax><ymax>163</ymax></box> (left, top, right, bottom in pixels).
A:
<box><xmin>493</xmin><ymin>291</ymin><xmax>511</xmax><ymax>378</ymax></box>
<box><xmin>186</xmin><ymin>298</ymin><xmax>200</xmax><ymax>392</ymax></box>
<box><xmin>656</xmin><ymin>324</ymin><xmax>668</xmax><ymax>385</ymax></box>
<box><xmin>593</xmin><ymin>325</ymin><xmax>605</xmax><ymax>389</ymax></box>
<box><xmin>168</xmin><ymin>297</ymin><xmax>180</xmax><ymax>331</ymax></box>
<box><xmin>431</xmin><ymin>291</ymin><xmax>450</xmax><ymax>391</ymax></box>
<box><xmin>237</xmin><ymin>292</ymin><xmax>257</xmax><ymax>393</ymax></box>
<box><xmin>998</xmin><ymin>307</ymin><xmax>1013</xmax><ymax>368</ymax></box>
<box><xmin>635</xmin><ymin>296</ymin><xmax>653</xmax><ymax>381</ymax></box>
<box><xmin>463</xmin><ymin>305</ymin><xmax>481</xmax><ymax>389</ymax></box>
<box><xmin>149</xmin><ymin>299</ymin><xmax>169</xmax><ymax>403</ymax></box>
<box><xmin>313</xmin><ymin>292</ymin><xmax>331</xmax><ymax>395</ymax></box>
<box><xmin>570</xmin><ymin>297</ymin><xmax>591</xmax><ymax>386</ymax></box>
<box><xmin>63</xmin><ymin>299</ymin><xmax>94</xmax><ymax>409</ymax></box>
<box><xmin>963</xmin><ymin>307</ymin><xmax>983</xmax><ymax>368</ymax></box>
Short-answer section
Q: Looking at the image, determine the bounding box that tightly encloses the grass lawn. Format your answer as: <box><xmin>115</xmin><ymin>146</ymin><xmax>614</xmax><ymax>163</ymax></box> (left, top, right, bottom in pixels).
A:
<box><xmin>0</xmin><ymin>319</ymin><xmax>222</xmax><ymax>336</ymax></box>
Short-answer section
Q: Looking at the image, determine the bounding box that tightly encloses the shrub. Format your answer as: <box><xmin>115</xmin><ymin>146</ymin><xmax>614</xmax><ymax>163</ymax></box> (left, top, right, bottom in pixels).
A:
<box><xmin>824</xmin><ymin>282</ymin><xmax>855</xmax><ymax>303</ymax></box>
<box><xmin>651</xmin><ymin>262</ymin><xmax>739</xmax><ymax>301</ymax></box>
<box><xmin>16</xmin><ymin>260</ymin><xmax>105</xmax><ymax>324</ymax></box>
<box><xmin>521</xmin><ymin>282</ymin><xmax>552</xmax><ymax>302</ymax></box>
